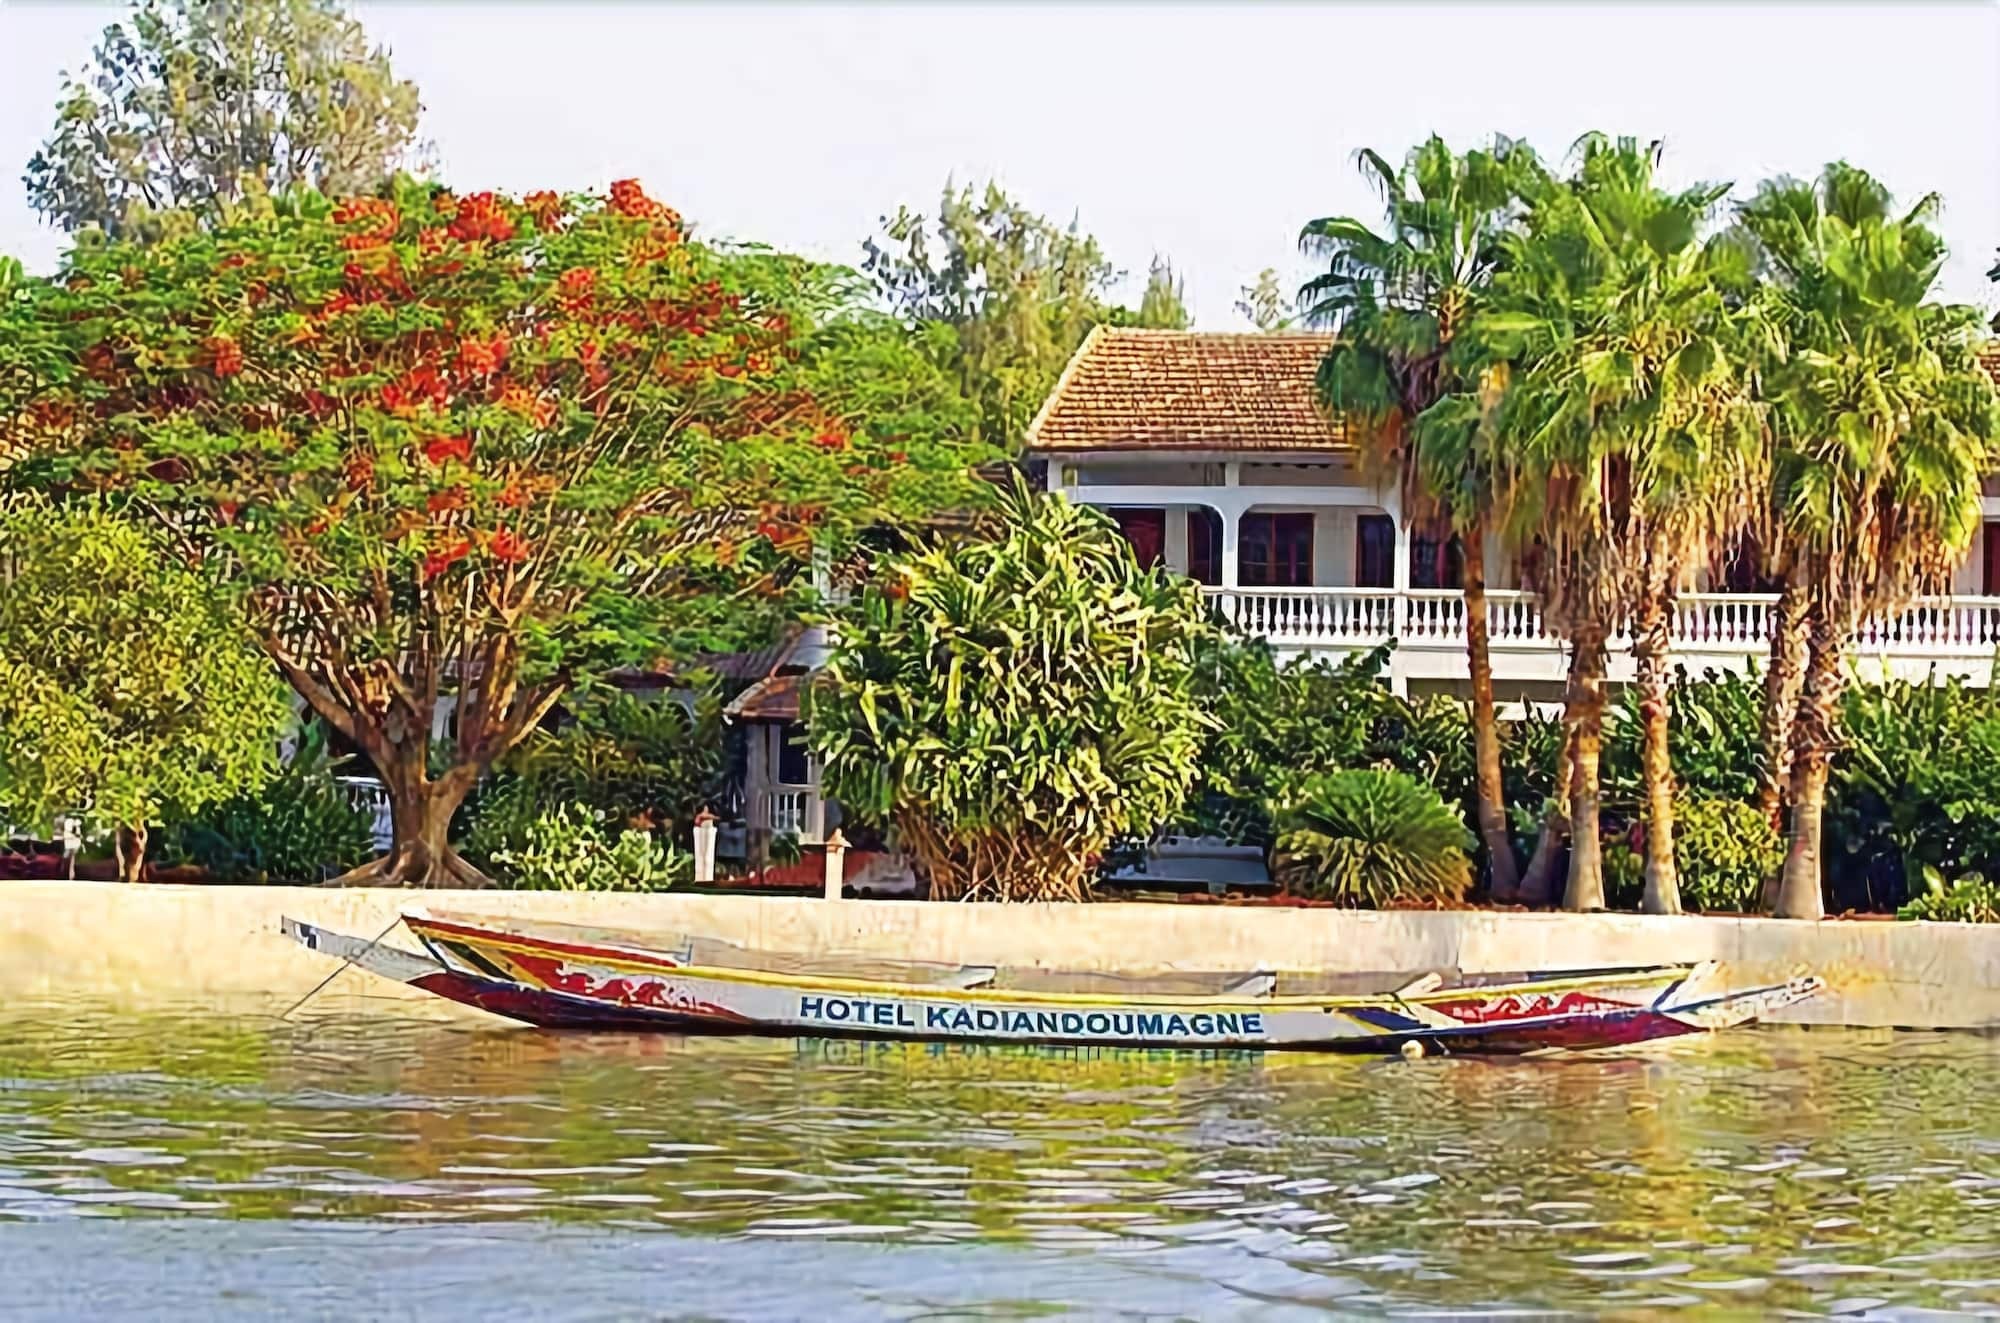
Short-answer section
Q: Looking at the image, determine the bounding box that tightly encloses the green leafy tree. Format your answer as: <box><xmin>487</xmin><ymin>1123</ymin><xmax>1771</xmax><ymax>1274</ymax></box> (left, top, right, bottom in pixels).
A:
<box><xmin>0</xmin><ymin>495</ymin><xmax>290</xmax><ymax>881</ymax></box>
<box><xmin>865</xmin><ymin>179</ymin><xmax>1159</xmax><ymax>448</ymax></box>
<box><xmin>1473</xmin><ymin>135</ymin><xmax>1763</xmax><ymax>914</ymax></box>
<box><xmin>1234</xmin><ymin>268</ymin><xmax>1296</xmax><ymax>332</ymax></box>
<box><xmin>1739</xmin><ymin>163</ymin><xmax>2000</xmax><ymax>918</ymax></box>
<box><xmin>1132</xmin><ymin>255</ymin><xmax>1191</xmax><ymax>329</ymax></box>
<box><xmin>807</xmin><ymin>482</ymin><xmax>1215</xmax><ymax>901</ymax></box>
<box><xmin>2</xmin><ymin>178</ymin><xmax>987</xmax><ymax>886</ymax></box>
<box><xmin>1269</xmin><ymin>768</ymin><xmax>1475</xmax><ymax>907</ymax></box>
<box><xmin>1301</xmin><ymin>134</ymin><xmax>1540</xmax><ymax>902</ymax></box>
<box><xmin>26</xmin><ymin>0</ymin><xmax>425</xmax><ymax>239</ymax></box>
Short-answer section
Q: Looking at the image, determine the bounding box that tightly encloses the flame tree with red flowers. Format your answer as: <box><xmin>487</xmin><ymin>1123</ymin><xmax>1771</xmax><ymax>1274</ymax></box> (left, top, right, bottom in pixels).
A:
<box><xmin>2</xmin><ymin>178</ymin><xmax>986</xmax><ymax>886</ymax></box>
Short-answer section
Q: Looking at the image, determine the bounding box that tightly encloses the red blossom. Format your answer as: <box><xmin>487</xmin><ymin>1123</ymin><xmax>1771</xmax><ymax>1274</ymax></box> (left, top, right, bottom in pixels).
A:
<box><xmin>495</xmin><ymin>480</ymin><xmax>530</xmax><ymax>509</ymax></box>
<box><xmin>332</xmin><ymin>198</ymin><xmax>400</xmax><ymax>249</ymax></box>
<box><xmin>447</xmin><ymin>192</ymin><xmax>515</xmax><ymax>244</ymax></box>
<box><xmin>345</xmin><ymin>455</ymin><xmax>375</xmax><ymax>490</ymax></box>
<box><xmin>813</xmin><ymin>429</ymin><xmax>848</xmax><ymax>451</ymax></box>
<box><xmin>608</xmin><ymin>180</ymin><xmax>681</xmax><ymax>233</ymax></box>
<box><xmin>427</xmin><ymin>486</ymin><xmax>468</xmax><ymax>514</ymax></box>
<box><xmin>455</xmin><ymin>332</ymin><xmax>509</xmax><ymax>378</ymax></box>
<box><xmin>489</xmin><ymin>529</ymin><xmax>528</xmax><ymax>562</ymax></box>
<box><xmin>422</xmin><ymin>539</ymin><xmax>472</xmax><ymax>581</ymax></box>
<box><xmin>500</xmin><ymin>383</ymin><xmax>556</xmax><ymax>428</ymax></box>
<box><xmin>419</xmin><ymin>227</ymin><xmax>448</xmax><ymax>256</ymax></box>
<box><xmin>382</xmin><ymin>364</ymin><xmax>449</xmax><ymax>416</ymax></box>
<box><xmin>205</xmin><ymin>334</ymin><xmax>244</xmax><ymax>378</ymax></box>
<box><xmin>522</xmin><ymin>190</ymin><xmax>564</xmax><ymax>230</ymax></box>
<box><xmin>422</xmin><ymin>433</ymin><xmax>473</xmax><ymax>466</ymax></box>
<box><xmin>215</xmin><ymin>500</ymin><xmax>239</xmax><ymax>525</ymax></box>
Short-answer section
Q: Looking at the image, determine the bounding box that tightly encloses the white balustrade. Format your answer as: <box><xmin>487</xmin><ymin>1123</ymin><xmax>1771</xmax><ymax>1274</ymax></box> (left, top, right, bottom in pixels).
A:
<box><xmin>1203</xmin><ymin>587</ymin><xmax>2000</xmax><ymax>664</ymax></box>
<box><xmin>335</xmin><ymin>776</ymin><xmax>395</xmax><ymax>851</ymax></box>
<box><xmin>763</xmin><ymin>788</ymin><xmax>825</xmax><ymax>844</ymax></box>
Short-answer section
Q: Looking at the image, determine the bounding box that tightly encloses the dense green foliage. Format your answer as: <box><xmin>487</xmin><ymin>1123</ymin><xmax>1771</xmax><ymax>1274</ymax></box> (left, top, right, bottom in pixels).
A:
<box><xmin>2</xmin><ymin>176</ymin><xmax>987</xmax><ymax>886</ymax></box>
<box><xmin>490</xmin><ymin>801</ymin><xmax>686</xmax><ymax>892</ymax></box>
<box><xmin>461</xmin><ymin>686</ymin><xmax>725</xmax><ymax>874</ymax></box>
<box><xmin>1898</xmin><ymin>873</ymin><xmax>2000</xmax><ymax>924</ymax></box>
<box><xmin>28</xmin><ymin>0</ymin><xmax>424</xmax><ymax>239</ymax></box>
<box><xmin>809</xmin><ymin>483</ymin><xmax>1215</xmax><ymax>900</ymax></box>
<box><xmin>1269</xmin><ymin>769</ymin><xmax>1475</xmax><ymax>907</ymax></box>
<box><xmin>0</xmin><ymin>496</ymin><xmax>292</xmax><ymax>880</ymax></box>
<box><xmin>156</xmin><ymin>721</ymin><xmax>373</xmax><ymax>882</ymax></box>
<box><xmin>863</xmin><ymin>179</ymin><xmax>1189</xmax><ymax>448</ymax></box>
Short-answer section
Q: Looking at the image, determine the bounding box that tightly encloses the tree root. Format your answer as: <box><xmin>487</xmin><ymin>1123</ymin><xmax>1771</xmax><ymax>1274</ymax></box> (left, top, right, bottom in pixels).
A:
<box><xmin>326</xmin><ymin>844</ymin><xmax>494</xmax><ymax>889</ymax></box>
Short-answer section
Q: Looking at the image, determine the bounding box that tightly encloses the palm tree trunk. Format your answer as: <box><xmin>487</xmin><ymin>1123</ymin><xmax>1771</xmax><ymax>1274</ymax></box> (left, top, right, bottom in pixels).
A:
<box><xmin>114</xmin><ymin>822</ymin><xmax>148</xmax><ymax>885</ymax></box>
<box><xmin>1461</xmin><ymin>527</ymin><xmax>1520</xmax><ymax>901</ymax></box>
<box><xmin>1562</xmin><ymin>628</ymin><xmax>1609</xmax><ymax>912</ymax></box>
<box><xmin>1756</xmin><ymin>573</ymin><xmax>1810</xmax><ymax>828</ymax></box>
<box><xmin>1518</xmin><ymin>728</ymin><xmax>1576</xmax><ymax>907</ymax></box>
<box><xmin>1632</xmin><ymin>590</ymin><xmax>1682</xmax><ymax>915</ymax></box>
<box><xmin>1774</xmin><ymin>609</ymin><xmax>1843</xmax><ymax>920</ymax></box>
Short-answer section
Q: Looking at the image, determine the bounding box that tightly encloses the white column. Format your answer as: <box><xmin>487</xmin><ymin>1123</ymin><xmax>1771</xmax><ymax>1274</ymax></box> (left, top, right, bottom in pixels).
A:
<box><xmin>1219</xmin><ymin>507</ymin><xmax>1241</xmax><ymax>590</ymax></box>
<box><xmin>1164</xmin><ymin>506</ymin><xmax>1190</xmax><ymax>576</ymax></box>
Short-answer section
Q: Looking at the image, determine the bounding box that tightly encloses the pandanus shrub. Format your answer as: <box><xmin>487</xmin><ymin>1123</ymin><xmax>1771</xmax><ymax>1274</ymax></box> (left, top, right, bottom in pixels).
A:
<box><xmin>1269</xmin><ymin>769</ymin><xmax>1475</xmax><ymax>907</ymax></box>
<box><xmin>807</xmin><ymin>481</ymin><xmax>1215</xmax><ymax>901</ymax></box>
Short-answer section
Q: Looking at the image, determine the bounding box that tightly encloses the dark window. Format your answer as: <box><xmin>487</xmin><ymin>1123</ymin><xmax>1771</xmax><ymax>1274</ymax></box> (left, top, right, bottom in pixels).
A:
<box><xmin>1110</xmin><ymin>508</ymin><xmax>1166</xmax><ymax>568</ymax></box>
<box><xmin>776</xmin><ymin>722</ymin><xmax>811</xmax><ymax>786</ymax></box>
<box><xmin>1186</xmin><ymin>507</ymin><xmax>1221</xmax><ymax>586</ymax></box>
<box><xmin>1355</xmin><ymin>514</ymin><xmax>1395</xmax><ymax>589</ymax></box>
<box><xmin>1410</xmin><ymin>533</ymin><xmax>1463</xmax><ymax>590</ymax></box>
<box><xmin>1241</xmin><ymin>513</ymin><xmax>1315</xmax><ymax>587</ymax></box>
<box><xmin>1985</xmin><ymin>524</ymin><xmax>2000</xmax><ymax>595</ymax></box>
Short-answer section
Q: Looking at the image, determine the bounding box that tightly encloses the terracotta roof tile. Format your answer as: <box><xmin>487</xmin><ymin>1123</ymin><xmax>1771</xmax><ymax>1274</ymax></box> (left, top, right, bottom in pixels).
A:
<box><xmin>724</xmin><ymin>670</ymin><xmax>805</xmax><ymax>722</ymax></box>
<box><xmin>1025</xmin><ymin>327</ymin><xmax>1347</xmax><ymax>453</ymax></box>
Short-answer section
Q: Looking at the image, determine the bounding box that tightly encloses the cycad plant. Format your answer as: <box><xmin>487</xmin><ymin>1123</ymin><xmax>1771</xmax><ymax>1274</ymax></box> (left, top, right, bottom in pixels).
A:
<box><xmin>1269</xmin><ymin>768</ymin><xmax>1475</xmax><ymax>907</ymax></box>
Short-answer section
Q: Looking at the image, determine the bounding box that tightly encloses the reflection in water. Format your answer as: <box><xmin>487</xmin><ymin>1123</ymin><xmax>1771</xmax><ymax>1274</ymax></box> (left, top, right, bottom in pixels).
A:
<box><xmin>4</xmin><ymin>1002</ymin><xmax>2000</xmax><ymax>1317</ymax></box>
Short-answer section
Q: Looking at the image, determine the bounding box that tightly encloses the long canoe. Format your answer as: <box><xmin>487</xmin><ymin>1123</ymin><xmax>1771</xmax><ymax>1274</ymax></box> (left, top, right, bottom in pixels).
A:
<box><xmin>283</xmin><ymin>910</ymin><xmax>1823</xmax><ymax>1055</ymax></box>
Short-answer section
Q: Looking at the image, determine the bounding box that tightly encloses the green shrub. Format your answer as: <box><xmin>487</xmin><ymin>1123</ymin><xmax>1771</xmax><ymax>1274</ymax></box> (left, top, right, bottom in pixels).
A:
<box><xmin>1672</xmin><ymin>795</ymin><xmax>1783</xmax><ymax>912</ymax></box>
<box><xmin>1898</xmin><ymin>872</ymin><xmax>2000</xmax><ymax>923</ymax></box>
<box><xmin>809</xmin><ymin>482</ymin><xmax>1215</xmax><ymax>901</ymax></box>
<box><xmin>1269</xmin><ymin>768</ymin><xmax>1474</xmax><ymax>907</ymax></box>
<box><xmin>489</xmin><ymin>802</ymin><xmax>687</xmax><ymax>892</ymax></box>
<box><xmin>1827</xmin><ymin>679</ymin><xmax>2000</xmax><ymax>913</ymax></box>
<box><xmin>157</xmin><ymin>723</ymin><xmax>374</xmax><ymax>883</ymax></box>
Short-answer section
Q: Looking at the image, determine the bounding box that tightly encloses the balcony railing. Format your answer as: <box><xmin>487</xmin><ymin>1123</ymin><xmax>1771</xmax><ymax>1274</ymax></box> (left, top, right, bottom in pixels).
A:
<box><xmin>1205</xmin><ymin>587</ymin><xmax>2000</xmax><ymax>660</ymax></box>
<box><xmin>760</xmin><ymin>786</ymin><xmax>826</xmax><ymax>844</ymax></box>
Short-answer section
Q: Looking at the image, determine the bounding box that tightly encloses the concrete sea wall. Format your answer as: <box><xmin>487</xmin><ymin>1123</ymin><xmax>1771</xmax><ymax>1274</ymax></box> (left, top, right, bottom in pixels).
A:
<box><xmin>3</xmin><ymin>880</ymin><xmax>1997</xmax><ymax>1029</ymax></box>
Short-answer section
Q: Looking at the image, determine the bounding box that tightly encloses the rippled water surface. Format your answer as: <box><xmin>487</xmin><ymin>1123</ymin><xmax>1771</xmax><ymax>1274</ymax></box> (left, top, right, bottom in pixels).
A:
<box><xmin>5</xmin><ymin>1003</ymin><xmax>2000</xmax><ymax>1319</ymax></box>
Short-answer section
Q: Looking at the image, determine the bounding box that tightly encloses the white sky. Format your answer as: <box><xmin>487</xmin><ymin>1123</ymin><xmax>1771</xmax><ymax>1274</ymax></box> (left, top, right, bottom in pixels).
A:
<box><xmin>4</xmin><ymin>2</ymin><xmax>1997</xmax><ymax>328</ymax></box>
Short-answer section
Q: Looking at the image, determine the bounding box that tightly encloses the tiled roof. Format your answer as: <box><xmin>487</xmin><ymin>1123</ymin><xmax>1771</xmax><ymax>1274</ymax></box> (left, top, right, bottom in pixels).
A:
<box><xmin>1026</xmin><ymin>332</ymin><xmax>2000</xmax><ymax>456</ymax></box>
<box><xmin>724</xmin><ymin>670</ymin><xmax>805</xmax><ymax>722</ymax></box>
<box><xmin>1024</xmin><ymin>326</ymin><xmax>1348</xmax><ymax>453</ymax></box>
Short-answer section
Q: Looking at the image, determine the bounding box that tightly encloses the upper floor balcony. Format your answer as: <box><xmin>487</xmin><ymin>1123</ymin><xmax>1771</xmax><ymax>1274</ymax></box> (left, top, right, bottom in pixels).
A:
<box><xmin>1206</xmin><ymin>585</ymin><xmax>2000</xmax><ymax>689</ymax></box>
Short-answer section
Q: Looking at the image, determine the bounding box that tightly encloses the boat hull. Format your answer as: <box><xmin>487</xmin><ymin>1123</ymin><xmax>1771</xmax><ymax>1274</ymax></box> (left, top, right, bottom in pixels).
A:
<box><xmin>283</xmin><ymin>912</ymin><xmax>1824</xmax><ymax>1055</ymax></box>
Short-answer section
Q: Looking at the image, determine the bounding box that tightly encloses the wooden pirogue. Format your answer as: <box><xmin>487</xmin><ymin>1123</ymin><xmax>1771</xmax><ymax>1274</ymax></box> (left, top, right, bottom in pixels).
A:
<box><xmin>284</xmin><ymin>910</ymin><xmax>1824</xmax><ymax>1055</ymax></box>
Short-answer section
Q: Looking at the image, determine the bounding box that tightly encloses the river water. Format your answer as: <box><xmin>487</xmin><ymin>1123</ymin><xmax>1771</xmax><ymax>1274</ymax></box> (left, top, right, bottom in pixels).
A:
<box><xmin>3</xmin><ymin>1003</ymin><xmax>1998</xmax><ymax>1320</ymax></box>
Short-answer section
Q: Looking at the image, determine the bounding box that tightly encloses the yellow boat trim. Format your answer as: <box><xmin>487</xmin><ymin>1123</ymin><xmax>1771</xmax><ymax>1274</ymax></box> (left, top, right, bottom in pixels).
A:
<box><xmin>405</xmin><ymin>917</ymin><xmax>1694</xmax><ymax>1011</ymax></box>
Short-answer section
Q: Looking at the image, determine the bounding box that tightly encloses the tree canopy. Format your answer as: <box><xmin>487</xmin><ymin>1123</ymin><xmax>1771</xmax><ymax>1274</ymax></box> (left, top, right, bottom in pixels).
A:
<box><xmin>0</xmin><ymin>177</ymin><xmax>989</xmax><ymax>885</ymax></box>
<box><xmin>0</xmin><ymin>495</ymin><xmax>291</xmax><ymax>881</ymax></box>
<box><xmin>26</xmin><ymin>0</ymin><xmax>425</xmax><ymax>240</ymax></box>
<box><xmin>863</xmin><ymin>179</ymin><xmax>1192</xmax><ymax>449</ymax></box>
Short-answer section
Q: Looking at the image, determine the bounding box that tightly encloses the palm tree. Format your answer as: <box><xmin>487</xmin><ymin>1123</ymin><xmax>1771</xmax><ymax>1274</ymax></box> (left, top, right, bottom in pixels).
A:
<box><xmin>1741</xmin><ymin>164</ymin><xmax>2000</xmax><ymax>919</ymax></box>
<box><xmin>1299</xmin><ymin>135</ymin><xmax>1541</xmax><ymax>902</ymax></box>
<box><xmin>1473</xmin><ymin>136</ymin><xmax>1763</xmax><ymax>913</ymax></box>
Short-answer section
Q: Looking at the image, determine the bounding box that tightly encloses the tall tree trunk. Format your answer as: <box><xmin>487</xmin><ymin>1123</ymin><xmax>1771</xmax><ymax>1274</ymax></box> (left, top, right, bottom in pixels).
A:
<box><xmin>1461</xmin><ymin>527</ymin><xmax>1520</xmax><ymax>902</ymax></box>
<box><xmin>1756</xmin><ymin>573</ymin><xmax>1810</xmax><ymax>829</ymax></box>
<box><xmin>329</xmin><ymin>742</ymin><xmax>489</xmax><ymax>888</ymax></box>
<box><xmin>114</xmin><ymin>822</ymin><xmax>148</xmax><ymax>884</ymax></box>
<box><xmin>1518</xmin><ymin>728</ymin><xmax>1577</xmax><ymax>907</ymax></box>
<box><xmin>1632</xmin><ymin>590</ymin><xmax>1682</xmax><ymax>915</ymax></box>
<box><xmin>1563</xmin><ymin>629</ymin><xmax>1609</xmax><ymax>912</ymax></box>
<box><xmin>1775</xmin><ymin>611</ymin><xmax>1844</xmax><ymax>920</ymax></box>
